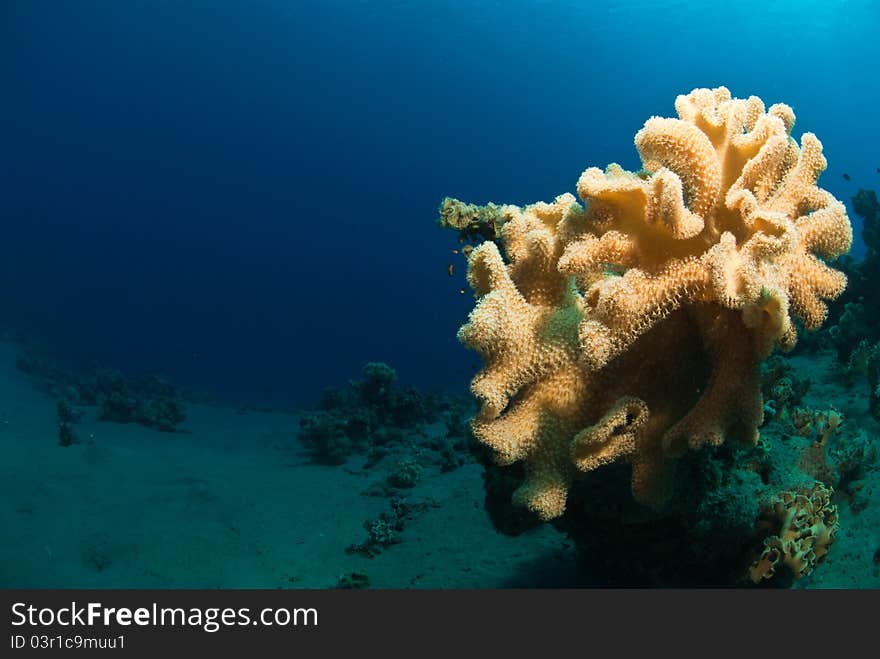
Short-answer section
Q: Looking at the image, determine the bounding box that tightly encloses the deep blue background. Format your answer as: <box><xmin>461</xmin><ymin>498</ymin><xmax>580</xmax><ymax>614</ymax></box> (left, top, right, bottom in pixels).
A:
<box><xmin>2</xmin><ymin>0</ymin><xmax>878</xmax><ymax>405</ymax></box>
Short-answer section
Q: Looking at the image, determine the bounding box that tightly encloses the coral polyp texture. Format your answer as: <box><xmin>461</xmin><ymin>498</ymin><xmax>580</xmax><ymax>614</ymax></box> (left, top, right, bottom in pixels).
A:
<box><xmin>446</xmin><ymin>87</ymin><xmax>852</xmax><ymax>520</ymax></box>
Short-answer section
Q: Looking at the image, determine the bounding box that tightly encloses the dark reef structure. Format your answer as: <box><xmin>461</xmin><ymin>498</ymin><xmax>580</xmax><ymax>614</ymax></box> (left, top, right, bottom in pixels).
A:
<box><xmin>297</xmin><ymin>361</ymin><xmax>471</xmax><ymax>465</ymax></box>
<box><xmin>480</xmin><ymin>403</ymin><xmax>871</xmax><ymax>587</ymax></box>
<box><xmin>345</xmin><ymin>497</ymin><xmax>436</xmax><ymax>558</ymax></box>
<box><xmin>16</xmin><ymin>349</ymin><xmax>188</xmax><ymax>432</ymax></box>
<box><xmin>56</xmin><ymin>399</ymin><xmax>83</xmax><ymax>447</ymax></box>
<box><xmin>296</xmin><ymin>362</ymin><xmax>476</xmax><ymax>567</ymax></box>
<box><xmin>95</xmin><ymin>370</ymin><xmax>186</xmax><ymax>432</ymax></box>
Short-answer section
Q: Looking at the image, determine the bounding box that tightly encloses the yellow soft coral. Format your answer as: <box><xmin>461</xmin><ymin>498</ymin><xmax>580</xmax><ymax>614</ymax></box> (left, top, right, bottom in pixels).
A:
<box><xmin>749</xmin><ymin>483</ymin><xmax>839</xmax><ymax>583</ymax></box>
<box><xmin>452</xmin><ymin>87</ymin><xmax>851</xmax><ymax>520</ymax></box>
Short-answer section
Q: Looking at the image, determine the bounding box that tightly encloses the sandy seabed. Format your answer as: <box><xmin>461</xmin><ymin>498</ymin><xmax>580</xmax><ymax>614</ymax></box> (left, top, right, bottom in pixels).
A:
<box><xmin>0</xmin><ymin>341</ymin><xmax>581</xmax><ymax>589</ymax></box>
<box><xmin>0</xmin><ymin>341</ymin><xmax>876</xmax><ymax>588</ymax></box>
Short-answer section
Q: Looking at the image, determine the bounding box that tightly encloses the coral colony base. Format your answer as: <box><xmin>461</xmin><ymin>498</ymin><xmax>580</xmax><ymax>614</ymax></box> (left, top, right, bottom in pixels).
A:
<box><xmin>440</xmin><ymin>87</ymin><xmax>854</xmax><ymax>585</ymax></box>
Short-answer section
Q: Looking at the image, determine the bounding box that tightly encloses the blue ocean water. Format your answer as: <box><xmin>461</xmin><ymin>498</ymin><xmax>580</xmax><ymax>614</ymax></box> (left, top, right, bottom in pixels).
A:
<box><xmin>0</xmin><ymin>0</ymin><xmax>880</xmax><ymax>588</ymax></box>
<box><xmin>3</xmin><ymin>0</ymin><xmax>877</xmax><ymax>404</ymax></box>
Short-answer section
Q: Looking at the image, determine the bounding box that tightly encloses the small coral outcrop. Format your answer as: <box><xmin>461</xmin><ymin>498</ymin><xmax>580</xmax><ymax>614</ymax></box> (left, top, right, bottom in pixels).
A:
<box><xmin>446</xmin><ymin>87</ymin><xmax>852</xmax><ymax>520</ymax></box>
<box><xmin>749</xmin><ymin>483</ymin><xmax>839</xmax><ymax>584</ymax></box>
<box><xmin>298</xmin><ymin>362</ymin><xmax>461</xmax><ymax>464</ymax></box>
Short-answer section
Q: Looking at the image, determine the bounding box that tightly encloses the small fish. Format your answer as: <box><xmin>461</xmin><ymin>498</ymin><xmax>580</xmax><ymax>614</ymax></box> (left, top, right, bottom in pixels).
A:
<box><xmin>451</xmin><ymin>249</ymin><xmax>459</xmax><ymax>255</ymax></box>
<box><xmin>447</xmin><ymin>263</ymin><xmax>454</xmax><ymax>277</ymax></box>
<box><xmin>843</xmin><ymin>173</ymin><xmax>851</xmax><ymax>181</ymax></box>
<box><xmin>459</xmin><ymin>288</ymin><xmax>466</xmax><ymax>294</ymax></box>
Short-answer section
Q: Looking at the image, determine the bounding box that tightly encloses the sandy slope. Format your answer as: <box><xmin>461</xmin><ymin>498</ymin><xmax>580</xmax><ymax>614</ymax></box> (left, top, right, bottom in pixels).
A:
<box><xmin>1</xmin><ymin>339</ymin><xmax>876</xmax><ymax>588</ymax></box>
<box><xmin>0</xmin><ymin>341</ymin><xmax>580</xmax><ymax>588</ymax></box>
